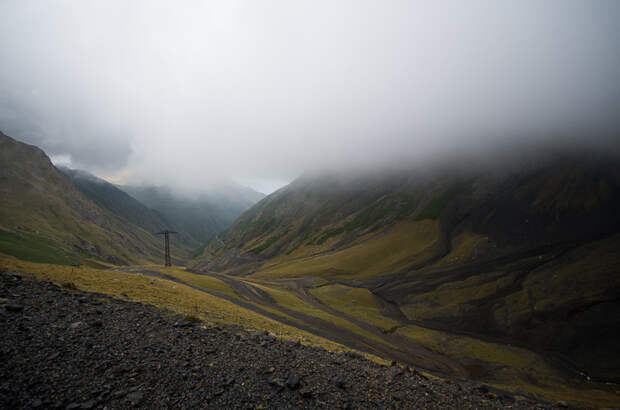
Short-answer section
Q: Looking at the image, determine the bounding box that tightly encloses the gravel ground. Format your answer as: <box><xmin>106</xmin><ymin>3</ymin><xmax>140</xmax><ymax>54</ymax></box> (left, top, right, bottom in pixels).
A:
<box><xmin>0</xmin><ymin>270</ymin><xmax>566</xmax><ymax>409</ymax></box>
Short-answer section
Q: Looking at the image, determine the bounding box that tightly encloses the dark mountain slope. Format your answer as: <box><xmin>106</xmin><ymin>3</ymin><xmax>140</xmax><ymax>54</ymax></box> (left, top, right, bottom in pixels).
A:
<box><xmin>59</xmin><ymin>168</ymin><xmax>195</xmax><ymax>256</ymax></box>
<box><xmin>0</xmin><ymin>131</ymin><xmax>166</xmax><ymax>266</ymax></box>
<box><xmin>58</xmin><ymin>167</ymin><xmax>170</xmax><ymax>235</ymax></box>
<box><xmin>190</xmin><ymin>150</ymin><xmax>620</xmax><ymax>382</ymax></box>
<box><xmin>121</xmin><ymin>184</ymin><xmax>264</xmax><ymax>249</ymax></box>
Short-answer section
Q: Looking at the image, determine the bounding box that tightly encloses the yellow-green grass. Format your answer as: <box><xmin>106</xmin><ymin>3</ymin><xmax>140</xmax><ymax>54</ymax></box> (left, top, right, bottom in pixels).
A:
<box><xmin>254</xmin><ymin>220</ymin><xmax>442</xmax><ymax>280</ymax></box>
<box><xmin>309</xmin><ymin>284</ymin><xmax>400</xmax><ymax>330</ymax></box>
<box><xmin>154</xmin><ymin>268</ymin><xmax>323</xmax><ymax>338</ymax></box>
<box><xmin>250</xmin><ymin>282</ymin><xmax>395</xmax><ymax>348</ymax></box>
<box><xmin>0</xmin><ymin>228</ymin><xmax>80</xmax><ymax>266</ymax></box>
<box><xmin>0</xmin><ymin>254</ymin><xmax>359</xmax><ymax>354</ymax></box>
<box><xmin>401</xmin><ymin>271</ymin><xmax>515</xmax><ymax>321</ymax></box>
<box><xmin>0</xmin><ymin>199</ymin><xmax>163</xmax><ymax>266</ymax></box>
<box><xmin>396</xmin><ymin>324</ymin><xmax>620</xmax><ymax>408</ymax></box>
<box><xmin>153</xmin><ymin>266</ymin><xmax>238</xmax><ymax>298</ymax></box>
<box><xmin>429</xmin><ymin>231</ymin><xmax>490</xmax><ymax>268</ymax></box>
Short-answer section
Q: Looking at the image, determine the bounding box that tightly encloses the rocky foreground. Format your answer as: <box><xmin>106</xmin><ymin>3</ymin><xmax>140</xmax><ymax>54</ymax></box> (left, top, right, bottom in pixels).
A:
<box><xmin>1</xmin><ymin>271</ymin><xmax>565</xmax><ymax>409</ymax></box>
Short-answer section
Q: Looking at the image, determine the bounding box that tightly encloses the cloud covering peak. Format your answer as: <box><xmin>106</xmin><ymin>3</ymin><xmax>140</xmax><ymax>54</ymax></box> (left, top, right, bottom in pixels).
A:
<box><xmin>1</xmin><ymin>1</ymin><xmax>619</xmax><ymax>192</ymax></box>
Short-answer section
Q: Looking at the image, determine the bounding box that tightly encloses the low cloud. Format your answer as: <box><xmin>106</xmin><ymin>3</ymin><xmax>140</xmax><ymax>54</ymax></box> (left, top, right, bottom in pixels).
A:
<box><xmin>1</xmin><ymin>1</ymin><xmax>619</xmax><ymax>192</ymax></box>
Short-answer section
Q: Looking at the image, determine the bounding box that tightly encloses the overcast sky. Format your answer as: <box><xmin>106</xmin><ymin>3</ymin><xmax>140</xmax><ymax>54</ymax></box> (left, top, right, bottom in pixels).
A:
<box><xmin>1</xmin><ymin>1</ymin><xmax>619</xmax><ymax>194</ymax></box>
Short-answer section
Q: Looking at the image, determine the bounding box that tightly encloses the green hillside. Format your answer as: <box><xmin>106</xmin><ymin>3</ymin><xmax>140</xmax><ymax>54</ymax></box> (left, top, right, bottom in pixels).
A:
<box><xmin>190</xmin><ymin>152</ymin><xmax>620</xmax><ymax>384</ymax></box>
<box><xmin>0</xmin><ymin>131</ymin><xmax>167</xmax><ymax>266</ymax></box>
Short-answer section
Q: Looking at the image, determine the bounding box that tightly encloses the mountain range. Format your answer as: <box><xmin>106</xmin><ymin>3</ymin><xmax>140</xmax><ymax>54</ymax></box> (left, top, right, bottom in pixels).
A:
<box><xmin>2</xmin><ymin>128</ymin><xmax>619</xmax><ymax>387</ymax></box>
<box><xmin>190</xmin><ymin>149</ymin><xmax>620</xmax><ymax>383</ymax></box>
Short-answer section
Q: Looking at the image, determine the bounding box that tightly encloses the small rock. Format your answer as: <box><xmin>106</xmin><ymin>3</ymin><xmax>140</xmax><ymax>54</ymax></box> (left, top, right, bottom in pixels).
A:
<box><xmin>388</xmin><ymin>367</ymin><xmax>403</xmax><ymax>378</ymax></box>
<box><xmin>555</xmin><ymin>401</ymin><xmax>568</xmax><ymax>408</ymax></box>
<box><xmin>299</xmin><ymin>388</ymin><xmax>313</xmax><ymax>398</ymax></box>
<box><xmin>126</xmin><ymin>391</ymin><xmax>143</xmax><ymax>404</ymax></box>
<box><xmin>265</xmin><ymin>367</ymin><xmax>275</xmax><ymax>374</ymax></box>
<box><xmin>90</xmin><ymin>320</ymin><xmax>103</xmax><ymax>328</ymax></box>
<box><xmin>70</xmin><ymin>321</ymin><xmax>83</xmax><ymax>329</ymax></box>
<box><xmin>5</xmin><ymin>303</ymin><xmax>24</xmax><ymax>312</ymax></box>
<box><xmin>269</xmin><ymin>378</ymin><xmax>285</xmax><ymax>390</ymax></box>
<box><xmin>486</xmin><ymin>392</ymin><xmax>497</xmax><ymax>400</ymax></box>
<box><xmin>66</xmin><ymin>404</ymin><xmax>81</xmax><ymax>410</ymax></box>
<box><xmin>80</xmin><ymin>400</ymin><xmax>96</xmax><ymax>409</ymax></box>
<box><xmin>334</xmin><ymin>379</ymin><xmax>346</xmax><ymax>389</ymax></box>
<box><xmin>221</xmin><ymin>377</ymin><xmax>235</xmax><ymax>387</ymax></box>
<box><xmin>31</xmin><ymin>399</ymin><xmax>42</xmax><ymax>408</ymax></box>
<box><xmin>344</xmin><ymin>351</ymin><xmax>363</xmax><ymax>360</ymax></box>
<box><xmin>286</xmin><ymin>374</ymin><xmax>300</xmax><ymax>389</ymax></box>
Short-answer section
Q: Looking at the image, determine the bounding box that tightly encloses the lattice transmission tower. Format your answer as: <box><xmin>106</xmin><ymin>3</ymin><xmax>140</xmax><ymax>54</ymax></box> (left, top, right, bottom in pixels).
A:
<box><xmin>156</xmin><ymin>230</ymin><xmax>177</xmax><ymax>266</ymax></box>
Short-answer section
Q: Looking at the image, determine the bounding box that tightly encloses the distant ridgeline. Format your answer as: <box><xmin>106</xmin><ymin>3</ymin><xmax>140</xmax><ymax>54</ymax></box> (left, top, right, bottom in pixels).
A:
<box><xmin>191</xmin><ymin>150</ymin><xmax>620</xmax><ymax>383</ymax></box>
<box><xmin>119</xmin><ymin>184</ymin><xmax>263</xmax><ymax>254</ymax></box>
<box><xmin>0</xmin><ymin>130</ymin><xmax>262</xmax><ymax>266</ymax></box>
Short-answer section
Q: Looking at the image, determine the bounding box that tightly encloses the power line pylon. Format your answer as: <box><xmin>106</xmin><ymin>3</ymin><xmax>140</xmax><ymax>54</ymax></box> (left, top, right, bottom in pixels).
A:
<box><xmin>156</xmin><ymin>230</ymin><xmax>177</xmax><ymax>267</ymax></box>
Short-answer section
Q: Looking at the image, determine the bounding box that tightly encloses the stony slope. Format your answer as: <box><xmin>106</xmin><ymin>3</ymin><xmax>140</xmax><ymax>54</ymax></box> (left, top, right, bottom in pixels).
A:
<box><xmin>0</xmin><ymin>271</ymin><xmax>563</xmax><ymax>409</ymax></box>
<box><xmin>0</xmin><ymin>131</ymin><xmax>166</xmax><ymax>266</ymax></box>
<box><xmin>190</xmin><ymin>150</ymin><xmax>620</xmax><ymax>383</ymax></box>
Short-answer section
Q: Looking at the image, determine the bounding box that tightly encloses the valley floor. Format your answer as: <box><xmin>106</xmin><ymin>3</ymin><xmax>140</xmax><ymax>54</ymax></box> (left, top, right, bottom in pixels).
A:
<box><xmin>0</xmin><ymin>270</ymin><xmax>563</xmax><ymax>409</ymax></box>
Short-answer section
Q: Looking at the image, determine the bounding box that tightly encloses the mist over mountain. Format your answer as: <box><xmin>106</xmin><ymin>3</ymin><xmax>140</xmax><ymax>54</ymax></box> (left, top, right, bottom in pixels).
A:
<box><xmin>58</xmin><ymin>166</ymin><xmax>262</xmax><ymax>253</ymax></box>
<box><xmin>1</xmin><ymin>1</ymin><xmax>618</xmax><ymax>189</ymax></box>
<box><xmin>58</xmin><ymin>167</ymin><xmax>171</xmax><ymax>235</ymax></box>
<box><xmin>119</xmin><ymin>184</ymin><xmax>264</xmax><ymax>251</ymax></box>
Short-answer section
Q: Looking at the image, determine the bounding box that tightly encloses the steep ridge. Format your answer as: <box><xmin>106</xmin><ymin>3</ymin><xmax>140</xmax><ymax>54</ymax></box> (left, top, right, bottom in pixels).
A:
<box><xmin>59</xmin><ymin>167</ymin><xmax>194</xmax><ymax>256</ymax></box>
<box><xmin>190</xmin><ymin>150</ymin><xmax>620</xmax><ymax>382</ymax></box>
<box><xmin>58</xmin><ymin>167</ymin><xmax>171</xmax><ymax>235</ymax></box>
<box><xmin>0</xmin><ymin>131</ymin><xmax>167</xmax><ymax>266</ymax></box>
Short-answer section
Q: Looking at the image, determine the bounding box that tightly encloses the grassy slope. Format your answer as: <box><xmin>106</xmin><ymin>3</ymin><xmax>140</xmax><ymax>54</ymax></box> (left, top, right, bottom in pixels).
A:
<box><xmin>0</xmin><ymin>229</ymin><xmax>80</xmax><ymax>266</ymax></box>
<box><xmin>309</xmin><ymin>284</ymin><xmax>400</xmax><ymax>330</ymax></box>
<box><xmin>248</xmin><ymin>282</ymin><xmax>394</xmax><ymax>347</ymax></box>
<box><xmin>0</xmin><ymin>254</ymin><xmax>365</xmax><ymax>355</ymax></box>
<box><xmin>0</xmin><ymin>133</ymin><xmax>166</xmax><ymax>265</ymax></box>
<box><xmin>253</xmin><ymin>220</ymin><xmax>442</xmax><ymax>280</ymax></box>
